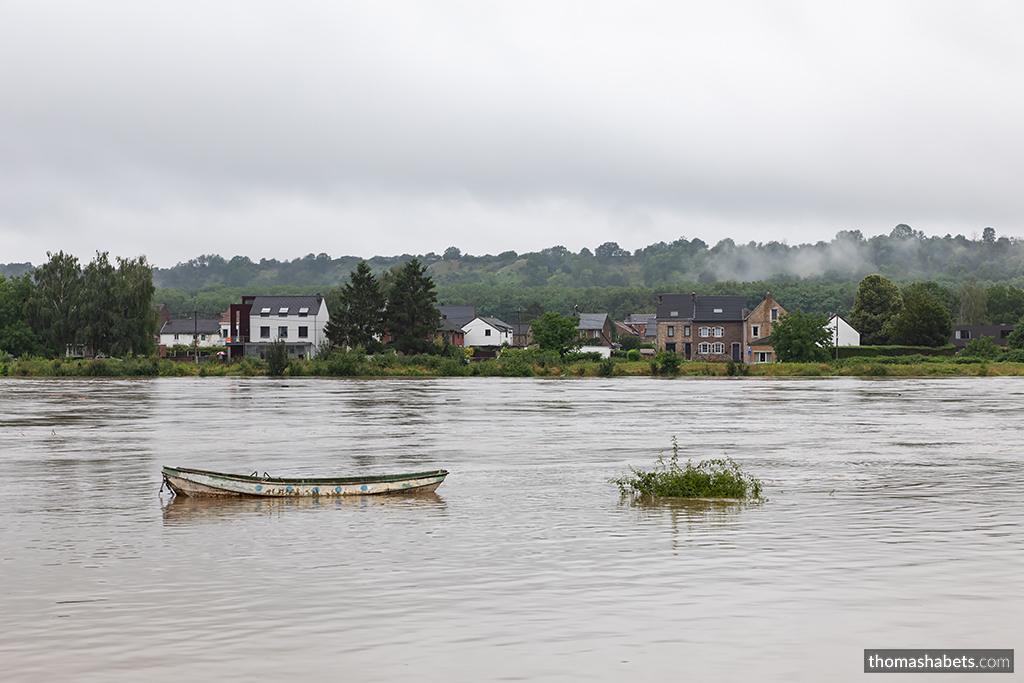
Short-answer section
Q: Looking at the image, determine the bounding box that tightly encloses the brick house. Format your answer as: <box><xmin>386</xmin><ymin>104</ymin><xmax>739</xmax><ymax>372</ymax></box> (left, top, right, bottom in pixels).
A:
<box><xmin>655</xmin><ymin>292</ymin><xmax>787</xmax><ymax>362</ymax></box>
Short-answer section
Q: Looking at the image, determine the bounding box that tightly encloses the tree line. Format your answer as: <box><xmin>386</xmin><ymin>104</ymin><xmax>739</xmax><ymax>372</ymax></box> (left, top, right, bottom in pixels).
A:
<box><xmin>1</xmin><ymin>252</ymin><xmax>156</xmax><ymax>358</ymax></box>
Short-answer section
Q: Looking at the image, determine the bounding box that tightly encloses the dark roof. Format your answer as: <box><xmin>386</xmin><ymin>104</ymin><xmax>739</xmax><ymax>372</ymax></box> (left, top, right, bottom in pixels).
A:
<box><xmin>693</xmin><ymin>296</ymin><xmax>747</xmax><ymax>321</ymax></box>
<box><xmin>250</xmin><ymin>295</ymin><xmax>325</xmax><ymax>317</ymax></box>
<box><xmin>437</xmin><ymin>318</ymin><xmax>463</xmax><ymax>333</ymax></box>
<box><xmin>512</xmin><ymin>323</ymin><xmax>531</xmax><ymax>335</ymax></box>
<box><xmin>478</xmin><ymin>317</ymin><xmax>513</xmax><ymax>333</ymax></box>
<box><xmin>437</xmin><ymin>305</ymin><xmax>475</xmax><ymax>328</ymax></box>
<box><xmin>655</xmin><ymin>293</ymin><xmax>694</xmax><ymax>320</ymax></box>
<box><xmin>625</xmin><ymin>313</ymin><xmax>655</xmax><ymax>325</ymax></box>
<box><xmin>160</xmin><ymin>319</ymin><xmax>222</xmax><ymax>335</ymax></box>
<box><xmin>577</xmin><ymin>313</ymin><xmax>609</xmax><ymax>330</ymax></box>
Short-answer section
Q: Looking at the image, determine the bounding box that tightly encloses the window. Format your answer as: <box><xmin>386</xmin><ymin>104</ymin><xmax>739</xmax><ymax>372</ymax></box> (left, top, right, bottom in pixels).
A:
<box><xmin>698</xmin><ymin>342</ymin><xmax>710</xmax><ymax>354</ymax></box>
<box><xmin>757</xmin><ymin>351</ymin><xmax>771</xmax><ymax>363</ymax></box>
<box><xmin>298</xmin><ymin>307</ymin><xmax>309</xmax><ymax>318</ymax></box>
<box><xmin>484</xmin><ymin>329</ymin><xmax>491</xmax><ymax>337</ymax></box>
<box><xmin>298</xmin><ymin>326</ymin><xmax>308</xmax><ymax>338</ymax></box>
<box><xmin>200</xmin><ymin>334</ymin><xmax>206</xmax><ymax>341</ymax></box>
<box><xmin>712</xmin><ymin>342</ymin><xmax>725</xmax><ymax>354</ymax></box>
<box><xmin>670</xmin><ymin>310</ymin><xmax>678</xmax><ymax>317</ymax></box>
<box><xmin>260</xmin><ymin>308</ymin><xmax>271</xmax><ymax>317</ymax></box>
<box><xmin>770</xmin><ymin>308</ymin><xmax>779</xmax><ymax>322</ymax></box>
<box><xmin>279</xmin><ymin>307</ymin><xmax>288</xmax><ymax>317</ymax></box>
<box><xmin>665</xmin><ymin>342</ymin><xmax>676</xmax><ymax>352</ymax></box>
<box><xmin>173</xmin><ymin>333</ymin><xmax>179</xmax><ymax>340</ymax></box>
<box><xmin>751</xmin><ymin>325</ymin><xmax>760</xmax><ymax>338</ymax></box>
<box><xmin>713</xmin><ymin>326</ymin><xmax>724</xmax><ymax>337</ymax></box>
<box><xmin>956</xmin><ymin>330</ymin><xmax>971</xmax><ymax>340</ymax></box>
<box><xmin>1001</xmin><ymin>330</ymin><xmax>1011</xmax><ymax>339</ymax></box>
<box><xmin>713</xmin><ymin>308</ymin><xmax>723</xmax><ymax>314</ymax></box>
<box><xmin>699</xmin><ymin>326</ymin><xmax>710</xmax><ymax>337</ymax></box>
<box><xmin>667</xmin><ymin>325</ymin><xmax>675</xmax><ymax>337</ymax></box>
<box><xmin>683</xmin><ymin>325</ymin><xmax>690</xmax><ymax>337</ymax></box>
<box><xmin>260</xmin><ymin>326</ymin><xmax>270</xmax><ymax>338</ymax></box>
<box><xmin>278</xmin><ymin>326</ymin><xmax>288</xmax><ymax>338</ymax></box>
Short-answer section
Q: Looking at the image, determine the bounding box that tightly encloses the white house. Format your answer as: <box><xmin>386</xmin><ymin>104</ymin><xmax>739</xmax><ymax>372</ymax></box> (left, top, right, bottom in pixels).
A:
<box><xmin>159</xmin><ymin>319</ymin><xmax>224</xmax><ymax>349</ymax></box>
<box><xmin>244</xmin><ymin>295</ymin><xmax>329</xmax><ymax>359</ymax></box>
<box><xmin>827</xmin><ymin>315</ymin><xmax>860</xmax><ymax>347</ymax></box>
<box><xmin>462</xmin><ymin>317</ymin><xmax>514</xmax><ymax>347</ymax></box>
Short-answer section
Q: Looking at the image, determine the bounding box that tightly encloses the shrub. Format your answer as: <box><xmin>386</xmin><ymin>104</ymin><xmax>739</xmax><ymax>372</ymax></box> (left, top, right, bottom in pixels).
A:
<box><xmin>1002</xmin><ymin>349</ymin><xmax>1024</xmax><ymax>363</ymax></box>
<box><xmin>626</xmin><ymin>349</ymin><xmax>641</xmax><ymax>362</ymax></box>
<box><xmin>657</xmin><ymin>351</ymin><xmax>681</xmax><ymax>376</ymax></box>
<box><xmin>962</xmin><ymin>335</ymin><xmax>1001</xmax><ymax>359</ymax></box>
<box><xmin>266</xmin><ymin>341</ymin><xmax>288</xmax><ymax>377</ymax></box>
<box><xmin>498</xmin><ymin>349</ymin><xmax>534</xmax><ymax>377</ymax></box>
<box><xmin>611</xmin><ymin>437</ymin><xmax>762</xmax><ymax>499</ymax></box>
<box><xmin>437</xmin><ymin>357</ymin><xmax>469</xmax><ymax>376</ymax></box>
<box><xmin>597</xmin><ymin>357</ymin><xmax>616</xmax><ymax>377</ymax></box>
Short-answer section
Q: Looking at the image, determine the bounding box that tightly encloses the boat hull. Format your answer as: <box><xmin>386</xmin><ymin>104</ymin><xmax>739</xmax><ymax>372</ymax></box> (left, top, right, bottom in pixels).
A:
<box><xmin>162</xmin><ymin>466</ymin><xmax>448</xmax><ymax>498</ymax></box>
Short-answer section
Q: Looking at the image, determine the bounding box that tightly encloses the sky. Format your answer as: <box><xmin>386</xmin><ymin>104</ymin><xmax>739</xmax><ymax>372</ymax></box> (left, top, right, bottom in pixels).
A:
<box><xmin>2</xmin><ymin>1</ymin><xmax>1023</xmax><ymax>268</ymax></box>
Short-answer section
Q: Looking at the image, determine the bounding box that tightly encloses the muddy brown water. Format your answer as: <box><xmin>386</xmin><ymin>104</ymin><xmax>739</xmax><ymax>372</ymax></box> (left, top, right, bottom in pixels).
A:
<box><xmin>1</xmin><ymin>376</ymin><xmax>1021</xmax><ymax>682</ymax></box>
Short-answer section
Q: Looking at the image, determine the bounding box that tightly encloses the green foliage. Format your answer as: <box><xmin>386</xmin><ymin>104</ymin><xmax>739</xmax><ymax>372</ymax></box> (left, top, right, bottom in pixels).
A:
<box><xmin>0</xmin><ymin>274</ymin><xmax>47</xmax><ymax>358</ymax></box>
<box><xmin>850</xmin><ymin>274</ymin><xmax>903</xmax><ymax>345</ymax></box>
<box><xmin>1007</xmin><ymin>315</ymin><xmax>1024</xmax><ymax>350</ymax></box>
<box><xmin>265</xmin><ymin>341</ymin><xmax>288</xmax><ymax>376</ymax></box>
<box><xmin>618</xmin><ymin>335</ymin><xmax>642</xmax><ymax>351</ymax></box>
<box><xmin>903</xmin><ymin>281</ymin><xmax>959</xmax><ymax>322</ymax></box>
<box><xmin>962</xmin><ymin>335</ymin><xmax>1000</xmax><ymax>359</ymax></box>
<box><xmin>385</xmin><ymin>258</ymin><xmax>440</xmax><ymax>355</ymax></box>
<box><xmin>984</xmin><ymin>285</ymin><xmax>1024</xmax><ymax>324</ymax></box>
<box><xmin>725</xmin><ymin>359</ymin><xmax>750</xmax><ymax>376</ymax></box>
<box><xmin>312</xmin><ymin>348</ymin><xmax>364</xmax><ymax>376</ymax></box>
<box><xmin>771</xmin><ymin>311</ymin><xmax>832</xmax><ymax>362</ymax></box>
<box><xmin>497</xmin><ymin>349</ymin><xmax>535</xmax><ymax>377</ymax></box>
<box><xmin>882</xmin><ymin>292</ymin><xmax>952</xmax><ymax>347</ymax></box>
<box><xmin>657</xmin><ymin>350</ymin><xmax>681</xmax><ymax>375</ymax></box>
<box><xmin>1001</xmin><ymin>349</ymin><xmax>1024</xmax><ymax>363</ymax></box>
<box><xmin>612</xmin><ymin>437</ymin><xmax>763</xmax><ymax>499</ymax></box>
<box><xmin>956</xmin><ymin>279</ymin><xmax>987</xmax><ymax>324</ymax></box>
<box><xmin>324</xmin><ymin>260</ymin><xmax>385</xmax><ymax>351</ymax></box>
<box><xmin>596</xmin><ymin>357</ymin><xmax>617</xmax><ymax>377</ymax></box>
<box><xmin>25</xmin><ymin>251</ymin><xmax>82</xmax><ymax>356</ymax></box>
<box><xmin>530</xmin><ymin>311</ymin><xmax>582</xmax><ymax>356</ymax></box>
<box><xmin>836</xmin><ymin>344</ymin><xmax>955</xmax><ymax>359</ymax></box>
<box><xmin>626</xmin><ymin>349</ymin><xmax>642</xmax><ymax>362</ymax></box>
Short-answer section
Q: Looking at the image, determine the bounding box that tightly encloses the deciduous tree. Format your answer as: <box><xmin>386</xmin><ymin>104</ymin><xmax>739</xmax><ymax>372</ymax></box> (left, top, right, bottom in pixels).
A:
<box><xmin>530</xmin><ymin>311</ymin><xmax>581</xmax><ymax>356</ymax></box>
<box><xmin>26</xmin><ymin>251</ymin><xmax>82</xmax><ymax>356</ymax></box>
<box><xmin>882</xmin><ymin>292</ymin><xmax>952</xmax><ymax>347</ymax></box>
<box><xmin>0</xmin><ymin>274</ymin><xmax>48</xmax><ymax>357</ymax></box>
<box><xmin>850</xmin><ymin>274</ymin><xmax>903</xmax><ymax>345</ymax></box>
<box><xmin>770</xmin><ymin>311</ymin><xmax>832</xmax><ymax>363</ymax></box>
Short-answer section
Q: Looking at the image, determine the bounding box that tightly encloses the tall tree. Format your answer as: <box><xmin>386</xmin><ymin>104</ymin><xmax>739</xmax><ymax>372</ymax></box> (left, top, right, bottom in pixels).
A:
<box><xmin>985</xmin><ymin>285</ymin><xmax>1024</xmax><ymax>325</ymax></box>
<box><xmin>111</xmin><ymin>255</ymin><xmax>157</xmax><ymax>356</ymax></box>
<box><xmin>77</xmin><ymin>252</ymin><xmax>118</xmax><ymax>356</ymax></box>
<box><xmin>530</xmin><ymin>311</ymin><xmax>581</xmax><ymax>356</ymax></box>
<box><xmin>0</xmin><ymin>274</ymin><xmax>48</xmax><ymax>357</ymax></box>
<box><xmin>770</xmin><ymin>311</ymin><xmax>832</xmax><ymax>362</ymax></box>
<box><xmin>849</xmin><ymin>274</ymin><xmax>903</xmax><ymax>345</ymax></box>
<box><xmin>26</xmin><ymin>251</ymin><xmax>82</xmax><ymax>356</ymax></box>
<box><xmin>957</xmin><ymin>279</ymin><xmax>987</xmax><ymax>324</ymax></box>
<box><xmin>385</xmin><ymin>258</ymin><xmax>440</xmax><ymax>355</ymax></box>
<box><xmin>882</xmin><ymin>292</ymin><xmax>952</xmax><ymax>347</ymax></box>
<box><xmin>902</xmin><ymin>281</ymin><xmax>959</xmax><ymax>323</ymax></box>
<box><xmin>325</xmin><ymin>261</ymin><xmax>386</xmax><ymax>351</ymax></box>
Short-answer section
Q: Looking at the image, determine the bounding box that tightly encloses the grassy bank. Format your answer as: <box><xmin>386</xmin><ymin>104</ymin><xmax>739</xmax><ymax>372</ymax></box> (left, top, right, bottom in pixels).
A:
<box><xmin>4</xmin><ymin>350</ymin><xmax>1024</xmax><ymax>378</ymax></box>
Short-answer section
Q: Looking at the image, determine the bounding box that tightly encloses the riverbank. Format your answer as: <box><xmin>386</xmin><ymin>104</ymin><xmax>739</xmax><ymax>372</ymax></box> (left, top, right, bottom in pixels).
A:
<box><xmin>5</xmin><ymin>352</ymin><xmax>1024</xmax><ymax>378</ymax></box>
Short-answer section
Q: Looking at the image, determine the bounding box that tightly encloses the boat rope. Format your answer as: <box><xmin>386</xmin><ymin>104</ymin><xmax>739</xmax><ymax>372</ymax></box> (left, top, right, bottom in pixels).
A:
<box><xmin>159</xmin><ymin>475</ymin><xmax>174</xmax><ymax>496</ymax></box>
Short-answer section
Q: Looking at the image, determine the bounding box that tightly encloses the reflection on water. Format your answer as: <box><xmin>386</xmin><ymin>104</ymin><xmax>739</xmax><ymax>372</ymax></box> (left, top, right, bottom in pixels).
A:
<box><xmin>1</xmin><ymin>376</ymin><xmax>1022</xmax><ymax>682</ymax></box>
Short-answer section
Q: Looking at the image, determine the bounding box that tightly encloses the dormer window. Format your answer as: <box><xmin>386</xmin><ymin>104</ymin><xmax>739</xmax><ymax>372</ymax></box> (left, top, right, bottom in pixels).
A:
<box><xmin>298</xmin><ymin>307</ymin><xmax>309</xmax><ymax>317</ymax></box>
<box><xmin>260</xmin><ymin>308</ymin><xmax>271</xmax><ymax>317</ymax></box>
<box><xmin>713</xmin><ymin>308</ymin><xmax>723</xmax><ymax>314</ymax></box>
<box><xmin>670</xmin><ymin>310</ymin><xmax>678</xmax><ymax>317</ymax></box>
<box><xmin>279</xmin><ymin>307</ymin><xmax>289</xmax><ymax>317</ymax></box>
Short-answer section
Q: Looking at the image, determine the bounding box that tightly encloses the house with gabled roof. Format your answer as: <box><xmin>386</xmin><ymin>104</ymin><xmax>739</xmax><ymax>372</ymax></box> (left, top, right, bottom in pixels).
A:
<box><xmin>224</xmin><ymin>294</ymin><xmax>329</xmax><ymax>360</ymax></box>
<box><xmin>463</xmin><ymin>317</ymin><xmax>514</xmax><ymax>347</ymax></box>
<box><xmin>655</xmin><ymin>293</ymin><xmax>749</xmax><ymax>361</ymax></box>
<box><xmin>576</xmin><ymin>313</ymin><xmax>613</xmax><ymax>347</ymax></box>
<box><xmin>158</xmin><ymin>318</ymin><xmax>223</xmax><ymax>351</ymax></box>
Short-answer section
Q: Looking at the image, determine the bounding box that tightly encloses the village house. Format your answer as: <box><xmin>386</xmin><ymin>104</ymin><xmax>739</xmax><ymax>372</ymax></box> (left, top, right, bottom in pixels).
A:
<box><xmin>576</xmin><ymin>313</ymin><xmax>613</xmax><ymax>347</ymax></box>
<box><xmin>158</xmin><ymin>318</ymin><xmax>224</xmax><ymax>354</ymax></box>
<box><xmin>828</xmin><ymin>315</ymin><xmax>860</xmax><ymax>347</ymax></box>
<box><xmin>224</xmin><ymin>294</ymin><xmax>329</xmax><ymax>360</ymax></box>
<box><xmin>462</xmin><ymin>317</ymin><xmax>514</xmax><ymax>347</ymax></box>
<box><xmin>655</xmin><ymin>292</ymin><xmax>788</xmax><ymax>363</ymax></box>
<box><xmin>949</xmin><ymin>324</ymin><xmax>1015</xmax><ymax>351</ymax></box>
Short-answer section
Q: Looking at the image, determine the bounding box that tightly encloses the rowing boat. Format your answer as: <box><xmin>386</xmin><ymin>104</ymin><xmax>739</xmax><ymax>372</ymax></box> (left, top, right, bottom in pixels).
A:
<box><xmin>161</xmin><ymin>466</ymin><xmax>448</xmax><ymax>498</ymax></box>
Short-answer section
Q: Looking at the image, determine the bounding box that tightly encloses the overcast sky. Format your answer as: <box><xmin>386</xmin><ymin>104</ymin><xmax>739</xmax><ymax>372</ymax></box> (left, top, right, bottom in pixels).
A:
<box><xmin>2</xmin><ymin>1</ymin><xmax>1022</xmax><ymax>268</ymax></box>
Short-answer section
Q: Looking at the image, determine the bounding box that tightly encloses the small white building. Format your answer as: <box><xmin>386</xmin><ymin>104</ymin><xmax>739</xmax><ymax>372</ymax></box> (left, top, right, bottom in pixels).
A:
<box><xmin>159</xmin><ymin>319</ymin><xmax>224</xmax><ymax>348</ymax></box>
<box><xmin>827</xmin><ymin>315</ymin><xmax>860</xmax><ymax>347</ymax></box>
<box><xmin>462</xmin><ymin>317</ymin><xmax>514</xmax><ymax>347</ymax></box>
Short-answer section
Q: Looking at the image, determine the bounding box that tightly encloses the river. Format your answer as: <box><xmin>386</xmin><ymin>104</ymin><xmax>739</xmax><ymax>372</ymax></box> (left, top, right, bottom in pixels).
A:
<box><xmin>1</xmin><ymin>376</ymin><xmax>1020</xmax><ymax>681</ymax></box>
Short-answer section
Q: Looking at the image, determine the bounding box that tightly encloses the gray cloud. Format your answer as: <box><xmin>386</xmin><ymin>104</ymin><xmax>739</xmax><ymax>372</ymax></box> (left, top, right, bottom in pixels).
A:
<box><xmin>2</xmin><ymin>1</ymin><xmax>1022</xmax><ymax>266</ymax></box>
